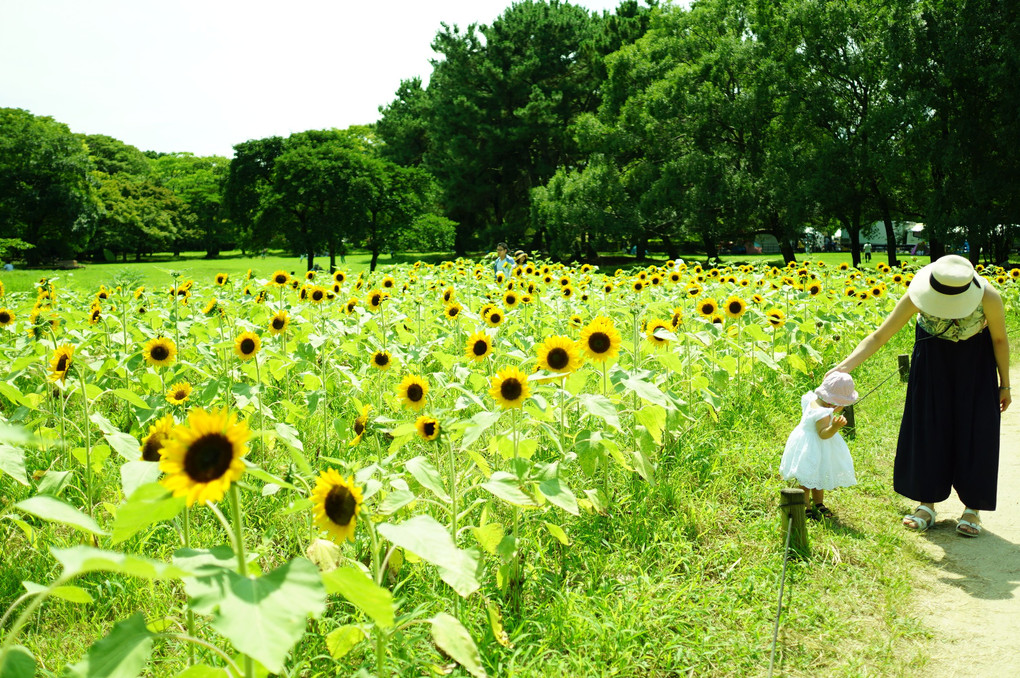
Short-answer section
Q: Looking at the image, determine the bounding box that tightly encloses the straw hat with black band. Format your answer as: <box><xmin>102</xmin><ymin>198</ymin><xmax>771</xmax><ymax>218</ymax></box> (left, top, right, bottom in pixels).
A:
<box><xmin>906</xmin><ymin>254</ymin><xmax>986</xmax><ymax>320</ymax></box>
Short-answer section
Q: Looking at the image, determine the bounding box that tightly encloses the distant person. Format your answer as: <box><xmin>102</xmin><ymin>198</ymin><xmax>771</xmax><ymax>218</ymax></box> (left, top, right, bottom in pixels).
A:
<box><xmin>492</xmin><ymin>242</ymin><xmax>513</xmax><ymax>279</ymax></box>
<box><xmin>2</xmin><ymin>262</ymin><xmax>13</xmax><ymax>271</ymax></box>
<box><xmin>779</xmin><ymin>372</ymin><xmax>859</xmax><ymax>520</ymax></box>
<box><xmin>339</xmin><ymin>240</ymin><xmax>347</xmax><ymax>264</ymax></box>
<box><xmin>514</xmin><ymin>250</ymin><xmax>528</xmax><ymax>266</ymax></box>
<box><xmin>863</xmin><ymin>242</ymin><xmax>872</xmax><ymax>262</ymax></box>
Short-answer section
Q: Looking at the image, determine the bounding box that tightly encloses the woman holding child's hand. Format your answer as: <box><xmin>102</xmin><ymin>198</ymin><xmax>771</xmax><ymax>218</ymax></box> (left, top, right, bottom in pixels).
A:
<box><xmin>831</xmin><ymin>255</ymin><xmax>1010</xmax><ymax>537</ymax></box>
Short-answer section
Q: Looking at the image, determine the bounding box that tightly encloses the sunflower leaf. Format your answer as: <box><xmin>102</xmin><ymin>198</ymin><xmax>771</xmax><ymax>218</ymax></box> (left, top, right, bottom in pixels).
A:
<box><xmin>578</xmin><ymin>393</ymin><xmax>620</xmax><ymax>431</ymax></box>
<box><xmin>16</xmin><ymin>495</ymin><xmax>108</xmax><ymax>537</ymax></box>
<box><xmin>53</xmin><ymin>546</ymin><xmax>192</xmax><ymax>580</ymax></box>
<box><xmin>460</xmin><ymin>410</ymin><xmax>502</xmax><ymax>449</ymax></box>
<box><xmin>186</xmin><ymin>557</ymin><xmax>327</xmax><ymax>673</ymax></box>
<box><xmin>321</xmin><ymin>566</ymin><xmax>395</xmax><ymax>628</ymax></box>
<box><xmin>378</xmin><ymin>515</ymin><xmax>481</xmax><ymax>598</ymax></box>
<box><xmin>325</xmin><ymin>625</ymin><xmax>368</xmax><ymax>659</ymax></box>
<box><xmin>112</xmin><ymin>388</ymin><xmax>150</xmax><ymax>410</ymax></box>
<box><xmin>22</xmin><ymin>580</ymin><xmax>94</xmax><ymax>604</ymax></box>
<box><xmin>537</xmin><ymin>476</ymin><xmax>579</xmax><ymax>516</ymax></box>
<box><xmin>405</xmin><ymin>456</ymin><xmax>450</xmax><ymax>502</ymax></box>
<box><xmin>430</xmin><ymin>613</ymin><xmax>487</xmax><ymax>678</ymax></box>
<box><xmin>0</xmin><ymin>443</ymin><xmax>29</xmax><ymax>485</ymax></box>
<box><xmin>112</xmin><ymin>482</ymin><xmax>184</xmax><ymax>544</ymax></box>
<box><xmin>65</xmin><ymin>612</ymin><xmax>154</xmax><ymax>678</ymax></box>
<box><xmin>119</xmin><ymin>461</ymin><xmax>161</xmax><ymax>499</ymax></box>
<box><xmin>634</xmin><ymin>405</ymin><xmax>667</xmax><ymax>445</ymax></box>
<box><xmin>0</xmin><ymin>645</ymin><xmax>35</xmax><ymax>678</ymax></box>
<box><xmin>482</xmin><ymin>472</ymin><xmax>538</xmax><ymax>507</ymax></box>
<box><xmin>620</xmin><ymin>376</ymin><xmax>669</xmax><ymax>408</ymax></box>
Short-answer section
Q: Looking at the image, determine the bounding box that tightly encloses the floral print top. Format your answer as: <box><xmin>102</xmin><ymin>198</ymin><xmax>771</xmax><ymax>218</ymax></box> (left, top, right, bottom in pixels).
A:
<box><xmin>917</xmin><ymin>304</ymin><xmax>987</xmax><ymax>342</ymax></box>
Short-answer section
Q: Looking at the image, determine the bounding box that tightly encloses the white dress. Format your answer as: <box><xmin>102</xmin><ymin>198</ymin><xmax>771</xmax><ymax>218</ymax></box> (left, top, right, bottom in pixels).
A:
<box><xmin>779</xmin><ymin>392</ymin><xmax>857</xmax><ymax>490</ymax></box>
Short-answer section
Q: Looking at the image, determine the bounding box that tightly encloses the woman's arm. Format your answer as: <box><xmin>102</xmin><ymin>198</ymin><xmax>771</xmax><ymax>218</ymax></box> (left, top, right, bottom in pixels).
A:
<box><xmin>832</xmin><ymin>291</ymin><xmax>919</xmax><ymax>373</ymax></box>
<box><xmin>982</xmin><ymin>285</ymin><xmax>1011</xmax><ymax>412</ymax></box>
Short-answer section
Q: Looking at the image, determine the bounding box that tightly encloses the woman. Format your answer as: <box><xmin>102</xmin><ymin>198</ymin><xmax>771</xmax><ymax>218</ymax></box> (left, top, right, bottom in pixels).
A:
<box><xmin>831</xmin><ymin>255</ymin><xmax>1011</xmax><ymax>536</ymax></box>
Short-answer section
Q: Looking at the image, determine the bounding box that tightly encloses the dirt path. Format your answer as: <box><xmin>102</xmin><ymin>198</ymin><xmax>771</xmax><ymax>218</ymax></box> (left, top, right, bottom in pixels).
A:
<box><xmin>911</xmin><ymin>366</ymin><xmax>1020</xmax><ymax>677</ymax></box>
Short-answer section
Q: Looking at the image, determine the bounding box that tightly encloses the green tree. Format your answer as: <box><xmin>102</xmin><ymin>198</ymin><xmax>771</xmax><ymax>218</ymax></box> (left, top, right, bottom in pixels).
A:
<box><xmin>83</xmin><ymin>134</ymin><xmax>151</xmax><ymax>177</ymax></box>
<box><xmin>150</xmin><ymin>153</ymin><xmax>232</xmax><ymax>257</ymax></box>
<box><xmin>224</xmin><ymin>136</ymin><xmax>286</xmax><ymax>253</ymax></box>
<box><xmin>92</xmin><ymin>173</ymin><xmax>186</xmax><ymax>261</ymax></box>
<box><xmin>0</xmin><ymin>108</ymin><xmax>99</xmax><ymax>264</ymax></box>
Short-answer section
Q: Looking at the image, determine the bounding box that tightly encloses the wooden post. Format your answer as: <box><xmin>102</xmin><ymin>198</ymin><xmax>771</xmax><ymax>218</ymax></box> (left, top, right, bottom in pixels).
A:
<box><xmin>898</xmin><ymin>354</ymin><xmax>910</xmax><ymax>382</ymax></box>
<box><xmin>780</xmin><ymin>488</ymin><xmax>810</xmax><ymax>559</ymax></box>
<box><xmin>842</xmin><ymin>403</ymin><xmax>856</xmax><ymax>439</ymax></box>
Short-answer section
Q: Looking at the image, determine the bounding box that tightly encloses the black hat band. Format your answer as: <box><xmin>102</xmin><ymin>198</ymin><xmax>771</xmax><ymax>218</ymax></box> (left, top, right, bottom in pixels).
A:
<box><xmin>929</xmin><ymin>272</ymin><xmax>976</xmax><ymax>296</ymax></box>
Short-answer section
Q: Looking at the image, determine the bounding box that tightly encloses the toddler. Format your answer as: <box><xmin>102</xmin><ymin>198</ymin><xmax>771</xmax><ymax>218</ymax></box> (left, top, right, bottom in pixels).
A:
<box><xmin>780</xmin><ymin>372</ymin><xmax>859</xmax><ymax>519</ymax></box>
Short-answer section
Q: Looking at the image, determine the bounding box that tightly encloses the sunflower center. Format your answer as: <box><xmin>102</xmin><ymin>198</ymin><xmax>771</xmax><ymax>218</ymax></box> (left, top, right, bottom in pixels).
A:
<box><xmin>0</xmin><ymin>312</ymin><xmax>10</xmax><ymax>323</ymax></box>
<box><xmin>272</xmin><ymin>318</ymin><xmax>285</xmax><ymax>330</ymax></box>
<box><xmin>547</xmin><ymin>347</ymin><xmax>569</xmax><ymax>370</ymax></box>
<box><xmin>275</xmin><ymin>275</ymin><xmax>287</xmax><ymax>284</ymax></box>
<box><xmin>507</xmin><ymin>295</ymin><xmax>516</xmax><ymax>304</ymax></box>
<box><xmin>375</xmin><ymin>353</ymin><xmax>389</xmax><ymax>366</ymax></box>
<box><xmin>173</xmin><ymin>389</ymin><xmax>188</xmax><ymax>400</ymax></box>
<box><xmin>472</xmin><ymin>340</ymin><xmax>488</xmax><ymax>356</ymax></box>
<box><xmin>500</xmin><ymin>378</ymin><xmax>523</xmax><ymax>401</ymax></box>
<box><xmin>490</xmin><ymin>313</ymin><xmax>501</xmax><ymax>323</ymax></box>
<box><xmin>324</xmin><ymin>485</ymin><xmax>357</xmax><ymax>526</ymax></box>
<box><xmin>701</xmin><ymin>304</ymin><xmax>713</xmax><ymax>314</ymax></box>
<box><xmin>183</xmin><ymin>433</ymin><xmax>234</xmax><ymax>483</ymax></box>
<box><xmin>313</xmin><ymin>290</ymin><xmax>324</xmax><ymax>301</ymax></box>
<box><xmin>240</xmin><ymin>338</ymin><xmax>256</xmax><ymax>354</ymax></box>
<box><xmin>422</xmin><ymin>421</ymin><xmax>437</xmax><ymax>437</ymax></box>
<box><xmin>354</xmin><ymin>419</ymin><xmax>365</xmax><ymax>435</ymax></box>
<box><xmin>151</xmin><ymin>344</ymin><xmax>170</xmax><ymax>361</ymax></box>
<box><xmin>449</xmin><ymin>307</ymin><xmax>459</xmax><ymax>317</ymax></box>
<box><xmin>56</xmin><ymin>356</ymin><xmax>69</xmax><ymax>372</ymax></box>
<box><xmin>141</xmin><ymin>434</ymin><xmax>165</xmax><ymax>462</ymax></box>
<box><xmin>407</xmin><ymin>384</ymin><xmax>423</xmax><ymax>402</ymax></box>
<box><xmin>728</xmin><ymin>302</ymin><xmax>741</xmax><ymax>314</ymax></box>
<box><xmin>588</xmin><ymin>332</ymin><xmax>611</xmax><ymax>354</ymax></box>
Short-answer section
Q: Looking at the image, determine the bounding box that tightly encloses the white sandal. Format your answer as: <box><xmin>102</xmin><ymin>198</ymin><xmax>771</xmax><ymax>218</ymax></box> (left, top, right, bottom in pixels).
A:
<box><xmin>903</xmin><ymin>505</ymin><xmax>936</xmax><ymax>531</ymax></box>
<box><xmin>956</xmin><ymin>509</ymin><xmax>983</xmax><ymax>538</ymax></box>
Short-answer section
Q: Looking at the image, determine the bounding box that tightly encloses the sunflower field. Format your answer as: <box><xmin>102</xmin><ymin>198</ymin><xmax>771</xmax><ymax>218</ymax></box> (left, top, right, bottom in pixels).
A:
<box><xmin>0</xmin><ymin>259</ymin><xmax>1018</xmax><ymax>677</ymax></box>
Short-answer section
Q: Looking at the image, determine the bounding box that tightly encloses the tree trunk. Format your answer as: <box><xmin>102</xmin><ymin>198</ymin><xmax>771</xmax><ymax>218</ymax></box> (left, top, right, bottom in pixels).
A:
<box><xmin>306</xmin><ymin>251</ymin><xmax>315</xmax><ymax>273</ymax></box>
<box><xmin>370</xmin><ymin>247</ymin><xmax>380</xmax><ymax>272</ymax></box>
<box><xmin>870</xmin><ymin>178</ymin><xmax>899</xmax><ymax>267</ymax></box>
<box><xmin>661</xmin><ymin>233</ymin><xmax>679</xmax><ymax>260</ymax></box>
<box><xmin>701</xmin><ymin>231</ymin><xmax>718</xmax><ymax>262</ymax></box>
<box><xmin>328</xmin><ymin>242</ymin><xmax>336</xmax><ymax>273</ymax></box>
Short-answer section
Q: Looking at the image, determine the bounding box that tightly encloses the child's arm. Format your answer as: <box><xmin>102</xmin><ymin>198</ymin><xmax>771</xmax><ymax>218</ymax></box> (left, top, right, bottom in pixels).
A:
<box><xmin>815</xmin><ymin>406</ymin><xmax>849</xmax><ymax>440</ymax></box>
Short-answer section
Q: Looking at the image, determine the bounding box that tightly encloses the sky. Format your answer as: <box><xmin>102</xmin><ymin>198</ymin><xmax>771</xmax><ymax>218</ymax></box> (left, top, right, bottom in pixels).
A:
<box><xmin>1</xmin><ymin>0</ymin><xmax>633</xmax><ymax>159</ymax></box>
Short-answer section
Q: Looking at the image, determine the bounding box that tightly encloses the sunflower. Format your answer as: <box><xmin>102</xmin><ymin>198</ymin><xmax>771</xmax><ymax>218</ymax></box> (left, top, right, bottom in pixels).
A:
<box><xmin>579</xmin><ymin>317</ymin><xmax>622</xmax><ymax>363</ymax></box>
<box><xmin>839</xmin><ymin>262</ymin><xmax>850</xmax><ymax>271</ymax></box>
<box><xmin>670</xmin><ymin>307</ymin><xmax>684</xmax><ymax>328</ymax></box>
<box><xmin>370</xmin><ymin>350</ymin><xmax>393</xmax><ymax>370</ymax></box>
<box><xmin>645</xmin><ymin>319</ymin><xmax>673</xmax><ymax>347</ymax></box>
<box><xmin>871</xmin><ymin>286</ymin><xmax>884</xmax><ymax>298</ymax></box>
<box><xmin>710</xmin><ymin>314</ymin><xmax>724</xmax><ymax>325</ymax></box>
<box><xmin>603</xmin><ymin>282</ymin><xmax>614</xmax><ymax>294</ymax></box>
<box><xmin>0</xmin><ymin>308</ymin><xmax>14</xmax><ymax>327</ymax></box>
<box><xmin>844</xmin><ymin>286</ymin><xmax>857</xmax><ymax>298</ymax></box>
<box><xmin>686</xmin><ymin>283</ymin><xmax>703</xmax><ymax>298</ymax></box>
<box><xmin>536</xmin><ymin>335</ymin><xmax>583</xmax><ymax>373</ymax></box>
<box><xmin>696</xmin><ymin>297</ymin><xmax>719</xmax><ymax>318</ymax></box>
<box><xmin>382</xmin><ymin>276</ymin><xmax>396</xmax><ymax>289</ymax></box>
<box><xmin>89</xmin><ymin>306</ymin><xmax>102</xmax><ymax>325</ymax></box>
<box><xmin>444</xmin><ymin>302</ymin><xmax>462</xmax><ymax>320</ymax></box>
<box><xmin>367</xmin><ymin>289</ymin><xmax>386</xmax><ymax>310</ymax></box>
<box><xmin>311</xmin><ymin>469</ymin><xmax>364</xmax><ymax>544</ymax></box>
<box><xmin>857</xmin><ymin>290</ymin><xmax>871</xmax><ymax>301</ymax></box>
<box><xmin>144</xmin><ymin>337</ymin><xmax>177</xmax><ymax>368</ymax></box>
<box><xmin>485</xmin><ymin>308</ymin><xmax>505</xmax><ymax>327</ymax></box>
<box><xmin>397</xmin><ymin>375</ymin><xmax>429</xmax><ymax>411</ymax></box>
<box><xmin>270</xmin><ymin>270</ymin><xmax>290</xmax><ymax>286</ymax></box>
<box><xmin>415</xmin><ymin>415</ymin><xmax>441</xmax><ymax>441</ymax></box>
<box><xmin>807</xmin><ymin>282</ymin><xmax>822</xmax><ymax>296</ymax></box>
<box><xmin>350</xmin><ymin>404</ymin><xmax>371</xmax><ymax>446</ymax></box>
<box><xmin>723</xmin><ymin>296</ymin><xmax>747</xmax><ymax>319</ymax></box>
<box><xmin>234</xmin><ymin>331</ymin><xmax>261</xmax><ymax>361</ymax></box>
<box><xmin>569</xmin><ymin>313</ymin><xmax>583</xmax><ymax>328</ymax></box>
<box><xmin>650</xmin><ymin>275</ymin><xmax>662</xmax><ymax>286</ymax></box>
<box><xmin>765</xmin><ymin>309</ymin><xmax>786</xmax><ymax>327</ymax></box>
<box><xmin>489</xmin><ymin>366</ymin><xmax>531</xmax><ymax>409</ymax></box>
<box><xmin>48</xmin><ymin>344</ymin><xmax>74</xmax><ymax>383</ymax></box>
<box><xmin>521</xmin><ymin>294</ymin><xmax>533</xmax><ymax>305</ymax></box>
<box><xmin>503</xmin><ymin>291</ymin><xmax>519</xmax><ymax>307</ymax></box>
<box><xmin>631</xmin><ymin>280</ymin><xmax>644</xmax><ymax>293</ymax></box>
<box><xmin>159</xmin><ymin>408</ymin><xmax>249</xmax><ymax>506</ymax></box>
<box><xmin>140</xmin><ymin>414</ymin><xmax>176</xmax><ymax>462</ymax></box>
<box><xmin>465</xmin><ymin>331</ymin><xmax>493</xmax><ymax>361</ymax></box>
<box><xmin>305</xmin><ymin>270</ymin><xmax>316</xmax><ymax>281</ymax></box>
<box><xmin>203</xmin><ymin>299</ymin><xmax>219</xmax><ymax>316</ymax></box>
<box><xmin>215</xmin><ymin>273</ymin><xmax>229</xmax><ymax>286</ymax></box>
<box><xmin>166</xmin><ymin>381</ymin><xmax>193</xmax><ymax>405</ymax></box>
<box><xmin>345</xmin><ymin>298</ymin><xmax>358</xmax><ymax>313</ymax></box>
<box><xmin>268</xmin><ymin>310</ymin><xmax>289</xmax><ymax>335</ymax></box>
<box><xmin>751</xmin><ymin>294</ymin><xmax>764</xmax><ymax>305</ymax></box>
<box><xmin>333</xmin><ymin>271</ymin><xmax>346</xmax><ymax>285</ymax></box>
<box><xmin>308</xmin><ymin>286</ymin><xmax>327</xmax><ymax>304</ymax></box>
<box><xmin>254</xmin><ymin>290</ymin><xmax>267</xmax><ymax>304</ymax></box>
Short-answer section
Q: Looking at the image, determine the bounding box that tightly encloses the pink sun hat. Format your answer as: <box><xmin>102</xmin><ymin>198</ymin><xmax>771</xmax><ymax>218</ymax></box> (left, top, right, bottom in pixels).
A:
<box><xmin>815</xmin><ymin>372</ymin><xmax>859</xmax><ymax>406</ymax></box>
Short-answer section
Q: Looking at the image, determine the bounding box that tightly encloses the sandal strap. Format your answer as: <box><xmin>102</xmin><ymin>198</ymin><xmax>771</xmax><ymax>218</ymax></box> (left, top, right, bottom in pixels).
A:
<box><xmin>914</xmin><ymin>505</ymin><xmax>936</xmax><ymax>521</ymax></box>
<box><xmin>957</xmin><ymin>519</ymin><xmax>982</xmax><ymax>532</ymax></box>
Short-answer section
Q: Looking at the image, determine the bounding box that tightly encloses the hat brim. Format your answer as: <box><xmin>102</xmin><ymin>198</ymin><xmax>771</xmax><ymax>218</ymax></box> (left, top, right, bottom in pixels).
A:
<box><xmin>907</xmin><ymin>264</ymin><xmax>985</xmax><ymax>320</ymax></box>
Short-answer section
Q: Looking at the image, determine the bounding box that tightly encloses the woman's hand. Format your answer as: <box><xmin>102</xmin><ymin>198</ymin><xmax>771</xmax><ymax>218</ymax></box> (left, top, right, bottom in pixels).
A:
<box><xmin>1001</xmin><ymin>388</ymin><xmax>1012</xmax><ymax>413</ymax></box>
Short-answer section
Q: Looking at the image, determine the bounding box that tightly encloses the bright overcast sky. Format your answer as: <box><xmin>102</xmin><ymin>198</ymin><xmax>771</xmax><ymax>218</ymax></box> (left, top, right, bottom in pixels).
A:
<box><xmin>1</xmin><ymin>0</ymin><xmax>637</xmax><ymax>158</ymax></box>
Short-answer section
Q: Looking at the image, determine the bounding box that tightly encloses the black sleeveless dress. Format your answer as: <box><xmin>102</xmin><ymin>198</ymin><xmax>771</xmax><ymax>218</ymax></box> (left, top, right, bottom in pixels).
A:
<box><xmin>894</xmin><ymin>308</ymin><xmax>1000</xmax><ymax>510</ymax></box>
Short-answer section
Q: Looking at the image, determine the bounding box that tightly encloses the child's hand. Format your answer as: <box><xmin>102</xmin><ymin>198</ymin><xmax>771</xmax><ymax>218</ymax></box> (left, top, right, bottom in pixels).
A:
<box><xmin>832</xmin><ymin>405</ymin><xmax>845</xmax><ymax>414</ymax></box>
<box><xmin>831</xmin><ymin>415</ymin><xmax>848</xmax><ymax>429</ymax></box>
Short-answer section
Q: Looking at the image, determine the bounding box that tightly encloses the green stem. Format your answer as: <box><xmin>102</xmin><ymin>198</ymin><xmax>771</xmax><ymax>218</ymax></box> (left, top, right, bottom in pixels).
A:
<box><xmin>77</xmin><ymin>368</ymin><xmax>94</xmax><ymax>518</ymax></box>
<box><xmin>254</xmin><ymin>355</ymin><xmax>266</xmax><ymax>457</ymax></box>
<box><xmin>182</xmin><ymin>506</ymin><xmax>196</xmax><ymax>666</ymax></box>
<box><xmin>228</xmin><ymin>484</ymin><xmax>255</xmax><ymax>678</ymax></box>
<box><xmin>366</xmin><ymin>519</ymin><xmax>388</xmax><ymax>678</ymax></box>
<box><xmin>0</xmin><ymin>576</ymin><xmax>68</xmax><ymax>658</ymax></box>
<box><xmin>447</xmin><ymin>436</ymin><xmax>460</xmax><ymax>619</ymax></box>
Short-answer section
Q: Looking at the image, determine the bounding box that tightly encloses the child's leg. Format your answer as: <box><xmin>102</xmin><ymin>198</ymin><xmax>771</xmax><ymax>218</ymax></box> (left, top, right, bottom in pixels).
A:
<box><xmin>799</xmin><ymin>486</ymin><xmax>813</xmax><ymax>506</ymax></box>
<box><xmin>812</xmin><ymin>489</ymin><xmax>824</xmax><ymax>506</ymax></box>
